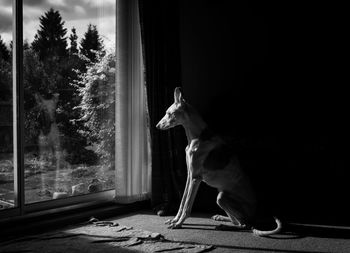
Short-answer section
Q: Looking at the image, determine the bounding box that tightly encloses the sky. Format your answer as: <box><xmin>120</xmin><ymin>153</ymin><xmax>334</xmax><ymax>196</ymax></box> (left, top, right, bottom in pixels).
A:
<box><xmin>0</xmin><ymin>0</ymin><xmax>116</xmax><ymax>49</ymax></box>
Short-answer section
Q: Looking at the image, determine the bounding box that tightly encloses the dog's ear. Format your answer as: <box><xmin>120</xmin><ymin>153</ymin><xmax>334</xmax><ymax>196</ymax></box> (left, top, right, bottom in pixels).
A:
<box><xmin>53</xmin><ymin>93</ymin><xmax>59</xmax><ymax>104</ymax></box>
<box><xmin>34</xmin><ymin>93</ymin><xmax>43</xmax><ymax>105</ymax></box>
<box><xmin>174</xmin><ymin>87</ymin><xmax>184</xmax><ymax>103</ymax></box>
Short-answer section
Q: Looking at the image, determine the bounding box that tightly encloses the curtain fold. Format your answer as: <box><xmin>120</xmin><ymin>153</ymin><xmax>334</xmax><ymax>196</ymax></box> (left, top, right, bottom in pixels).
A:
<box><xmin>138</xmin><ymin>0</ymin><xmax>187</xmax><ymax>215</ymax></box>
<box><xmin>115</xmin><ymin>0</ymin><xmax>151</xmax><ymax>204</ymax></box>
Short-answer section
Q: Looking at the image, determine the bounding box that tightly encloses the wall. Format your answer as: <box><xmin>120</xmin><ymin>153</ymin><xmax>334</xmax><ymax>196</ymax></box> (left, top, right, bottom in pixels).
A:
<box><xmin>178</xmin><ymin>1</ymin><xmax>348</xmax><ymax>225</ymax></box>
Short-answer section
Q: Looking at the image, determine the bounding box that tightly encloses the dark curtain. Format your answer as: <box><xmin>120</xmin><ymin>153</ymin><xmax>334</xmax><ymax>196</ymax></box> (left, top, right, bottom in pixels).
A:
<box><xmin>139</xmin><ymin>0</ymin><xmax>187</xmax><ymax>215</ymax></box>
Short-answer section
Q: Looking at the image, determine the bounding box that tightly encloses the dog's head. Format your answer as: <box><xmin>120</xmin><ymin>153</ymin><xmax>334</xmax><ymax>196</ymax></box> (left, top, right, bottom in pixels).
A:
<box><xmin>156</xmin><ymin>87</ymin><xmax>186</xmax><ymax>130</ymax></box>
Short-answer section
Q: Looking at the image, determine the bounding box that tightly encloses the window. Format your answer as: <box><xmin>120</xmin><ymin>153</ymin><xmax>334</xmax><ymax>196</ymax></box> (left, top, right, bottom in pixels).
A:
<box><xmin>0</xmin><ymin>0</ymin><xmax>118</xmax><ymax>216</ymax></box>
<box><xmin>22</xmin><ymin>0</ymin><xmax>116</xmax><ymax>205</ymax></box>
<box><xmin>1</xmin><ymin>0</ymin><xmax>150</xmax><ymax>219</ymax></box>
<box><xmin>0</xmin><ymin>2</ymin><xmax>14</xmax><ymax>210</ymax></box>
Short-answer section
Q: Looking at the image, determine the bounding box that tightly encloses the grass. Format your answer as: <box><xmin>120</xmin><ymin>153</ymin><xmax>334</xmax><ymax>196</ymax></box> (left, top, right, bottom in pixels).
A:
<box><xmin>0</xmin><ymin>152</ymin><xmax>115</xmax><ymax>208</ymax></box>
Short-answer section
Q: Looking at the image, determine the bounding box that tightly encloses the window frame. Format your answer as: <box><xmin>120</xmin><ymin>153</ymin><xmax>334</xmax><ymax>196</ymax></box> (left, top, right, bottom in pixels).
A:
<box><xmin>0</xmin><ymin>0</ymin><xmax>119</xmax><ymax>220</ymax></box>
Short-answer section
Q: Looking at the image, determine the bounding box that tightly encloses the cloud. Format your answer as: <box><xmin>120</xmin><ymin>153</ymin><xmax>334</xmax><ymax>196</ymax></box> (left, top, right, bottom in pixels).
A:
<box><xmin>47</xmin><ymin>0</ymin><xmax>66</xmax><ymax>7</ymax></box>
<box><xmin>60</xmin><ymin>0</ymin><xmax>115</xmax><ymax>21</ymax></box>
<box><xmin>0</xmin><ymin>7</ymin><xmax>12</xmax><ymax>33</ymax></box>
<box><xmin>67</xmin><ymin>15</ymin><xmax>115</xmax><ymax>49</ymax></box>
<box><xmin>0</xmin><ymin>0</ymin><xmax>116</xmax><ymax>48</ymax></box>
<box><xmin>25</xmin><ymin>0</ymin><xmax>115</xmax><ymax>49</ymax></box>
<box><xmin>81</xmin><ymin>0</ymin><xmax>115</xmax><ymax>8</ymax></box>
<box><xmin>2</xmin><ymin>0</ymin><xmax>12</xmax><ymax>6</ymax></box>
<box><xmin>23</xmin><ymin>0</ymin><xmax>47</xmax><ymax>6</ymax></box>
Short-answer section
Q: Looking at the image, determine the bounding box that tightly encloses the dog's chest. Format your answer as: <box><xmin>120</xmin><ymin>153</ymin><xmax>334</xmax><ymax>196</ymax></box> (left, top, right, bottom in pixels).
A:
<box><xmin>186</xmin><ymin>139</ymin><xmax>232</xmax><ymax>174</ymax></box>
<box><xmin>186</xmin><ymin>139</ymin><xmax>244</xmax><ymax>190</ymax></box>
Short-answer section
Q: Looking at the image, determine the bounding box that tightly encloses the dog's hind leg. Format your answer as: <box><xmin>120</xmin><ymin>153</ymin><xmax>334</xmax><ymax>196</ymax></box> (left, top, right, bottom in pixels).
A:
<box><xmin>214</xmin><ymin>191</ymin><xmax>250</xmax><ymax>230</ymax></box>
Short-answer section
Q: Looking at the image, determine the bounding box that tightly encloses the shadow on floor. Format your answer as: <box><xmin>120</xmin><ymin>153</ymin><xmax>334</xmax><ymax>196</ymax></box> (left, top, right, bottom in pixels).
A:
<box><xmin>207</xmin><ymin>244</ymin><xmax>320</xmax><ymax>253</ymax></box>
<box><xmin>282</xmin><ymin>223</ymin><xmax>350</xmax><ymax>240</ymax></box>
<box><xmin>182</xmin><ymin>219</ymin><xmax>350</xmax><ymax>241</ymax></box>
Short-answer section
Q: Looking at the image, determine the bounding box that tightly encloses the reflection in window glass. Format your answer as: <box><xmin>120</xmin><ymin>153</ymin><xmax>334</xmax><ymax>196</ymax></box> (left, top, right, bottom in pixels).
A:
<box><xmin>0</xmin><ymin>3</ymin><xmax>14</xmax><ymax>210</ymax></box>
<box><xmin>23</xmin><ymin>1</ymin><xmax>116</xmax><ymax>203</ymax></box>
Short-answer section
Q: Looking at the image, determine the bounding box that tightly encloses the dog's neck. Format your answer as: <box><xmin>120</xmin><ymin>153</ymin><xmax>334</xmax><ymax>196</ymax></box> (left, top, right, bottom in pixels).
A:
<box><xmin>182</xmin><ymin>104</ymin><xmax>208</xmax><ymax>144</ymax></box>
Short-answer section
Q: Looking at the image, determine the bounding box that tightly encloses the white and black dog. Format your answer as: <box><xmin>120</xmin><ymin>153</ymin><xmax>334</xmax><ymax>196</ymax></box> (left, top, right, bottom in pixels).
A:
<box><xmin>156</xmin><ymin>87</ymin><xmax>281</xmax><ymax>236</ymax></box>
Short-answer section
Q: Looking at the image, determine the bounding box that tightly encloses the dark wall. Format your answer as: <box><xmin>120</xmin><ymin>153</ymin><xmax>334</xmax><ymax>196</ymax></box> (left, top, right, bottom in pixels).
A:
<box><xmin>178</xmin><ymin>1</ymin><xmax>349</xmax><ymax>225</ymax></box>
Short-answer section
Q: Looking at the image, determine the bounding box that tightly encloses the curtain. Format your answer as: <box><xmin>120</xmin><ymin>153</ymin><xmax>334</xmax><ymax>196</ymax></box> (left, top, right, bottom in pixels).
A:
<box><xmin>138</xmin><ymin>0</ymin><xmax>187</xmax><ymax>215</ymax></box>
<box><xmin>115</xmin><ymin>0</ymin><xmax>151</xmax><ymax>203</ymax></box>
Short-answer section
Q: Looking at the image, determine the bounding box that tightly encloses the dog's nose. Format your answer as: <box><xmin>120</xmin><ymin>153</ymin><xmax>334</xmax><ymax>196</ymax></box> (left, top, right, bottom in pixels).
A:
<box><xmin>156</xmin><ymin>123</ymin><xmax>160</xmax><ymax>129</ymax></box>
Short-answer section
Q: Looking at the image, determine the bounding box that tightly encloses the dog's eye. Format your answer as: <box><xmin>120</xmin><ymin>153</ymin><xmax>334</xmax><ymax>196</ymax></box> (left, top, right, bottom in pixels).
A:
<box><xmin>167</xmin><ymin>113</ymin><xmax>176</xmax><ymax>120</ymax></box>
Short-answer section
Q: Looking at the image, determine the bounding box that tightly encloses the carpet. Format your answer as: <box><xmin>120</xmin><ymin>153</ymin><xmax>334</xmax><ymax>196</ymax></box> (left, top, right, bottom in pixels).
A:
<box><xmin>0</xmin><ymin>217</ymin><xmax>214</xmax><ymax>253</ymax></box>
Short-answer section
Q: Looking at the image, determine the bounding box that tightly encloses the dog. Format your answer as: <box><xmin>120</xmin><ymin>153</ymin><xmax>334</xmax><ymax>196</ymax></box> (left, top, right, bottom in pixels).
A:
<box><xmin>35</xmin><ymin>93</ymin><xmax>61</xmax><ymax>166</ymax></box>
<box><xmin>156</xmin><ymin>87</ymin><xmax>281</xmax><ymax>236</ymax></box>
<box><xmin>35</xmin><ymin>93</ymin><xmax>62</xmax><ymax>191</ymax></box>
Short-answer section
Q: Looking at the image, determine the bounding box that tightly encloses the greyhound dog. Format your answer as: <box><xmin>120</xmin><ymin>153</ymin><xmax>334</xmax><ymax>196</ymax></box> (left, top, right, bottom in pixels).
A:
<box><xmin>156</xmin><ymin>87</ymin><xmax>281</xmax><ymax>236</ymax></box>
<box><xmin>35</xmin><ymin>93</ymin><xmax>62</xmax><ymax>191</ymax></box>
<box><xmin>35</xmin><ymin>93</ymin><xmax>61</xmax><ymax>165</ymax></box>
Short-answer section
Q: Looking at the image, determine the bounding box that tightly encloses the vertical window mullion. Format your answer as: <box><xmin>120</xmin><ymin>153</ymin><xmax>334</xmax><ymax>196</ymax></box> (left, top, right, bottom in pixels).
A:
<box><xmin>13</xmin><ymin>0</ymin><xmax>24</xmax><ymax>214</ymax></box>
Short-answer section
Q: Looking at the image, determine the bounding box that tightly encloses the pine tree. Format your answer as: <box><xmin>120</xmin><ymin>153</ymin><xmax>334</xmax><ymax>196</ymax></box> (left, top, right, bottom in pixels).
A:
<box><xmin>0</xmin><ymin>35</ymin><xmax>11</xmax><ymax>101</ymax></box>
<box><xmin>0</xmin><ymin>35</ymin><xmax>10</xmax><ymax>62</ymax></box>
<box><xmin>80</xmin><ymin>24</ymin><xmax>104</xmax><ymax>62</ymax></box>
<box><xmin>0</xmin><ymin>60</ymin><xmax>11</xmax><ymax>101</ymax></box>
<box><xmin>69</xmin><ymin>27</ymin><xmax>78</xmax><ymax>55</ymax></box>
<box><xmin>31</xmin><ymin>8</ymin><xmax>68</xmax><ymax>61</ymax></box>
<box><xmin>23</xmin><ymin>40</ymin><xmax>30</xmax><ymax>50</ymax></box>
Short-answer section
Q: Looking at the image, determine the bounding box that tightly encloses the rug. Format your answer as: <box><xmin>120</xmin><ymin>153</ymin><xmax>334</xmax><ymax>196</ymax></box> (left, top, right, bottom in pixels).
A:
<box><xmin>0</xmin><ymin>217</ymin><xmax>214</xmax><ymax>253</ymax></box>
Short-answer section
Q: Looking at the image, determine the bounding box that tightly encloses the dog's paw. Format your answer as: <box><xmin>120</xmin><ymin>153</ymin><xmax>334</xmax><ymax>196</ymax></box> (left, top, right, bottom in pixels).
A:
<box><xmin>215</xmin><ymin>224</ymin><xmax>247</xmax><ymax>231</ymax></box>
<box><xmin>165</xmin><ymin>218</ymin><xmax>177</xmax><ymax>225</ymax></box>
<box><xmin>211</xmin><ymin>214</ymin><xmax>230</xmax><ymax>222</ymax></box>
<box><xmin>167</xmin><ymin>222</ymin><xmax>182</xmax><ymax>229</ymax></box>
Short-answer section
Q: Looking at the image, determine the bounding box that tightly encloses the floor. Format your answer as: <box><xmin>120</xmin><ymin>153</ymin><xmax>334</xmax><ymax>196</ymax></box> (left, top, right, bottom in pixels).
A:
<box><xmin>115</xmin><ymin>211</ymin><xmax>350</xmax><ymax>253</ymax></box>
<box><xmin>1</xmin><ymin>210</ymin><xmax>350</xmax><ymax>253</ymax></box>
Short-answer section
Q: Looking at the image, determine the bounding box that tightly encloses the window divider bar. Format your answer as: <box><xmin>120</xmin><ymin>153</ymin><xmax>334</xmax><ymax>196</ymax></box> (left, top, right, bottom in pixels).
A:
<box><xmin>13</xmin><ymin>0</ymin><xmax>24</xmax><ymax>215</ymax></box>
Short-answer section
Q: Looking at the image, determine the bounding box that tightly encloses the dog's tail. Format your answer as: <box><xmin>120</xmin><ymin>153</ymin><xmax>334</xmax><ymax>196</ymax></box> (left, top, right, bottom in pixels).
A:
<box><xmin>252</xmin><ymin>217</ymin><xmax>282</xmax><ymax>237</ymax></box>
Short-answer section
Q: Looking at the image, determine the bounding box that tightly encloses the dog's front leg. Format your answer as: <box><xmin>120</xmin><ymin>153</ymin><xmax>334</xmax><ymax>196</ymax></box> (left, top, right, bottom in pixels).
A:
<box><xmin>168</xmin><ymin>177</ymin><xmax>201</xmax><ymax>229</ymax></box>
<box><xmin>165</xmin><ymin>170</ymin><xmax>191</xmax><ymax>225</ymax></box>
<box><xmin>166</xmin><ymin>146</ymin><xmax>192</xmax><ymax>225</ymax></box>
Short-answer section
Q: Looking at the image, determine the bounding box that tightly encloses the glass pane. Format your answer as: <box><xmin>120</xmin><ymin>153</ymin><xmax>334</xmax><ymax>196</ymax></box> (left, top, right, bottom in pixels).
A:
<box><xmin>0</xmin><ymin>2</ymin><xmax>15</xmax><ymax>210</ymax></box>
<box><xmin>23</xmin><ymin>1</ymin><xmax>116</xmax><ymax>203</ymax></box>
